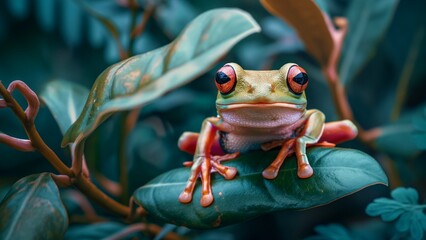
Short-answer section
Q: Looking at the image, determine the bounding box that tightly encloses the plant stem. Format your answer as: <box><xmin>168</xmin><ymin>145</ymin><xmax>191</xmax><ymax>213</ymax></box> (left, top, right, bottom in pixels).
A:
<box><xmin>0</xmin><ymin>82</ymin><xmax>72</xmax><ymax>175</ymax></box>
<box><xmin>74</xmin><ymin>175</ymin><xmax>130</xmax><ymax>217</ymax></box>
<box><xmin>0</xmin><ymin>81</ymin><xmax>131</xmax><ymax>218</ymax></box>
<box><xmin>118</xmin><ymin>109</ymin><xmax>141</xmax><ymax>203</ymax></box>
<box><xmin>131</xmin><ymin>3</ymin><xmax>155</xmax><ymax>40</ymax></box>
<box><xmin>127</xmin><ymin>0</ymin><xmax>138</xmax><ymax>57</ymax></box>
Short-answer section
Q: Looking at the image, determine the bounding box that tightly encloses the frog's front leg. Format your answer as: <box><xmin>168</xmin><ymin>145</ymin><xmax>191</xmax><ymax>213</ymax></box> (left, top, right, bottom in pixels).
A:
<box><xmin>178</xmin><ymin>117</ymin><xmax>238</xmax><ymax>207</ymax></box>
<box><xmin>263</xmin><ymin>110</ymin><xmax>325</xmax><ymax>179</ymax></box>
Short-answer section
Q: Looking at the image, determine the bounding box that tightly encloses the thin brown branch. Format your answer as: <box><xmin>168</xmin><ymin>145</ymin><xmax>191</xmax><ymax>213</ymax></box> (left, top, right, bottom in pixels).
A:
<box><xmin>131</xmin><ymin>4</ymin><xmax>156</xmax><ymax>39</ymax></box>
<box><xmin>0</xmin><ymin>81</ymin><xmax>72</xmax><ymax>175</ymax></box>
<box><xmin>0</xmin><ymin>81</ymin><xmax>130</xmax><ymax>218</ymax></box>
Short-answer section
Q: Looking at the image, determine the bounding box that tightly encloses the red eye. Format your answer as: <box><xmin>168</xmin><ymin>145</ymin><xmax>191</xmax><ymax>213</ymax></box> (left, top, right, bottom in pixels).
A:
<box><xmin>287</xmin><ymin>65</ymin><xmax>309</xmax><ymax>95</ymax></box>
<box><xmin>215</xmin><ymin>65</ymin><xmax>236</xmax><ymax>95</ymax></box>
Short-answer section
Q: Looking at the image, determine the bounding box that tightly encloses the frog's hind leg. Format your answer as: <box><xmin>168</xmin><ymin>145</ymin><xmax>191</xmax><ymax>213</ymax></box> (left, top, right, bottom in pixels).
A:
<box><xmin>320</xmin><ymin>120</ymin><xmax>358</xmax><ymax>144</ymax></box>
<box><xmin>294</xmin><ymin>110</ymin><xmax>325</xmax><ymax>178</ymax></box>
<box><xmin>178</xmin><ymin>132</ymin><xmax>225</xmax><ymax>156</ymax></box>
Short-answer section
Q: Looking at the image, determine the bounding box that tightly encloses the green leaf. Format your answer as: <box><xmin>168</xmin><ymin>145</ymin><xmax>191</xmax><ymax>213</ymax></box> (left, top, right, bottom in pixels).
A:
<box><xmin>0</xmin><ymin>173</ymin><xmax>68</xmax><ymax>239</ymax></box>
<box><xmin>339</xmin><ymin>0</ymin><xmax>399</xmax><ymax>84</ymax></box>
<box><xmin>134</xmin><ymin>147</ymin><xmax>387</xmax><ymax>229</ymax></box>
<box><xmin>62</xmin><ymin>8</ymin><xmax>260</xmax><ymax>148</ymax></box>
<box><xmin>366</xmin><ymin>187</ymin><xmax>426</xmax><ymax>240</ymax></box>
<box><xmin>40</xmin><ymin>80</ymin><xmax>90</xmax><ymax>135</ymax></box>
<box><xmin>391</xmin><ymin>187</ymin><xmax>418</xmax><ymax>204</ymax></box>
<box><xmin>375</xmin><ymin>104</ymin><xmax>426</xmax><ymax>158</ymax></box>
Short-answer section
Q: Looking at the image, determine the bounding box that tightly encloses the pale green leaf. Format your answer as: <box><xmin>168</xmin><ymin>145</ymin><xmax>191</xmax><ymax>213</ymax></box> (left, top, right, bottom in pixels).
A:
<box><xmin>40</xmin><ymin>80</ymin><xmax>89</xmax><ymax>135</ymax></box>
<box><xmin>62</xmin><ymin>8</ymin><xmax>260</xmax><ymax>148</ymax></box>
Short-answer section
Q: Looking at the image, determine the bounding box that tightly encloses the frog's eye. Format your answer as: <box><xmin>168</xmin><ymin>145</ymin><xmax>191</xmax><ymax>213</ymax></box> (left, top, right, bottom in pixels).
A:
<box><xmin>287</xmin><ymin>65</ymin><xmax>309</xmax><ymax>95</ymax></box>
<box><xmin>215</xmin><ymin>65</ymin><xmax>236</xmax><ymax>95</ymax></box>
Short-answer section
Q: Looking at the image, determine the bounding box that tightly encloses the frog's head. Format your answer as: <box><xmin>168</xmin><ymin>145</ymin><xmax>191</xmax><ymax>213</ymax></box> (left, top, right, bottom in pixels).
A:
<box><xmin>215</xmin><ymin>63</ymin><xmax>309</xmax><ymax>128</ymax></box>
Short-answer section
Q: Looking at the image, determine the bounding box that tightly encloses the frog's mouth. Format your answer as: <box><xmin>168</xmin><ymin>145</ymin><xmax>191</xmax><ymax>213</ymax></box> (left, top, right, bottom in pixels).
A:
<box><xmin>216</xmin><ymin>102</ymin><xmax>305</xmax><ymax>110</ymax></box>
<box><xmin>217</xmin><ymin>102</ymin><xmax>306</xmax><ymax>128</ymax></box>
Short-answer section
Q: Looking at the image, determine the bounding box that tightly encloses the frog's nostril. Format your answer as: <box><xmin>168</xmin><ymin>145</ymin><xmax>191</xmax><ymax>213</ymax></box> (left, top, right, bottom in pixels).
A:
<box><xmin>247</xmin><ymin>84</ymin><xmax>255</xmax><ymax>94</ymax></box>
<box><xmin>269</xmin><ymin>83</ymin><xmax>276</xmax><ymax>93</ymax></box>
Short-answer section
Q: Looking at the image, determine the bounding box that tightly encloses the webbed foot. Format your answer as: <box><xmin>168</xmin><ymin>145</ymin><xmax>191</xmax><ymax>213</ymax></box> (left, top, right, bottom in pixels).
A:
<box><xmin>179</xmin><ymin>152</ymin><xmax>239</xmax><ymax>207</ymax></box>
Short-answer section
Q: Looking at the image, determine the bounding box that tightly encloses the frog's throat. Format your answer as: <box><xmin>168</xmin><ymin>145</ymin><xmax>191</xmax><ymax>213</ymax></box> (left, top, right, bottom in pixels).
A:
<box><xmin>216</xmin><ymin>102</ymin><xmax>306</xmax><ymax>110</ymax></box>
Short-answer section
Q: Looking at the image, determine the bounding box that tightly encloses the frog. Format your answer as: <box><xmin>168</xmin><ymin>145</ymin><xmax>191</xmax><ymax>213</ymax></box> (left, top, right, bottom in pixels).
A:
<box><xmin>177</xmin><ymin>63</ymin><xmax>358</xmax><ymax>207</ymax></box>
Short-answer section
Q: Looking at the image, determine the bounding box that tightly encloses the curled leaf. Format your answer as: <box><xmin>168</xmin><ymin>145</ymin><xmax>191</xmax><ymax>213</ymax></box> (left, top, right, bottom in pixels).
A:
<box><xmin>134</xmin><ymin>147</ymin><xmax>387</xmax><ymax>229</ymax></box>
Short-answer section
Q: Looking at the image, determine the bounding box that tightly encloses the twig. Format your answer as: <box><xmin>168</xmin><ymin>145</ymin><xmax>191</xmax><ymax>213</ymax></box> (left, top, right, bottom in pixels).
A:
<box><xmin>0</xmin><ymin>81</ymin><xmax>72</xmax><ymax>175</ymax></box>
<box><xmin>321</xmin><ymin>18</ymin><xmax>379</xmax><ymax>145</ymax></box>
<box><xmin>131</xmin><ymin>3</ymin><xmax>156</xmax><ymax>39</ymax></box>
<box><xmin>0</xmin><ymin>81</ymin><xmax>132</xmax><ymax>218</ymax></box>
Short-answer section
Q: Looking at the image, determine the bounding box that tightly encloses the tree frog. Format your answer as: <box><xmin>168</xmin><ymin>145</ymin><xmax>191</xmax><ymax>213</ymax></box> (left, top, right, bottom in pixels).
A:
<box><xmin>177</xmin><ymin>63</ymin><xmax>358</xmax><ymax>207</ymax></box>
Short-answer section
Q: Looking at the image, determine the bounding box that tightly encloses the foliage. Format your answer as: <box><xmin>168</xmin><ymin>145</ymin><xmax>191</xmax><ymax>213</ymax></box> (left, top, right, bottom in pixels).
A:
<box><xmin>0</xmin><ymin>0</ymin><xmax>425</xmax><ymax>239</ymax></box>
<box><xmin>366</xmin><ymin>187</ymin><xmax>426</xmax><ymax>240</ymax></box>
<box><xmin>0</xmin><ymin>173</ymin><xmax>68</xmax><ymax>240</ymax></box>
<box><xmin>309</xmin><ymin>188</ymin><xmax>426</xmax><ymax>240</ymax></box>
<box><xmin>134</xmin><ymin>148</ymin><xmax>387</xmax><ymax>228</ymax></box>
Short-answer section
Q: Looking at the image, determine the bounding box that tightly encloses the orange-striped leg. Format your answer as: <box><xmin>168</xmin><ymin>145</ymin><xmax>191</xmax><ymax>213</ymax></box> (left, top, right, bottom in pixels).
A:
<box><xmin>178</xmin><ymin>118</ymin><xmax>239</xmax><ymax>207</ymax></box>
<box><xmin>262</xmin><ymin>139</ymin><xmax>295</xmax><ymax>179</ymax></box>
<box><xmin>262</xmin><ymin>110</ymin><xmax>326</xmax><ymax>180</ymax></box>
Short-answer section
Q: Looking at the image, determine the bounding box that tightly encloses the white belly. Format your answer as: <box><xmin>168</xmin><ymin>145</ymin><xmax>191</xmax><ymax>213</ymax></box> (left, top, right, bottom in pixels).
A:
<box><xmin>219</xmin><ymin>121</ymin><xmax>305</xmax><ymax>153</ymax></box>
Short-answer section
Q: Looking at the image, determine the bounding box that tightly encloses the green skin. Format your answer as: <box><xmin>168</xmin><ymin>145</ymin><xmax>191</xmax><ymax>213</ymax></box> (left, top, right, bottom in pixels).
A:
<box><xmin>178</xmin><ymin>63</ymin><xmax>332</xmax><ymax>207</ymax></box>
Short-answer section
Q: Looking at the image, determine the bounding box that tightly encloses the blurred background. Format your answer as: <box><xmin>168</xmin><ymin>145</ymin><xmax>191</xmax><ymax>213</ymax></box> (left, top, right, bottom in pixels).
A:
<box><xmin>0</xmin><ymin>0</ymin><xmax>425</xmax><ymax>239</ymax></box>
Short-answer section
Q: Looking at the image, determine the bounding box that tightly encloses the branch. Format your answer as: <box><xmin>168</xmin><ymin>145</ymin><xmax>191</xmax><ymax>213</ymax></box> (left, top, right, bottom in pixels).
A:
<box><xmin>0</xmin><ymin>81</ymin><xmax>72</xmax><ymax>175</ymax></box>
<box><xmin>0</xmin><ymin>80</ymin><xmax>132</xmax><ymax>218</ymax></box>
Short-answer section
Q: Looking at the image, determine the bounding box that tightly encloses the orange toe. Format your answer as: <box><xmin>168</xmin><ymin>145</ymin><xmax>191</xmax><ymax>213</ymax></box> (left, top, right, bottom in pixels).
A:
<box><xmin>297</xmin><ymin>164</ymin><xmax>313</xmax><ymax>178</ymax></box>
<box><xmin>262</xmin><ymin>167</ymin><xmax>278</xmax><ymax>180</ymax></box>
<box><xmin>178</xmin><ymin>191</ymin><xmax>192</xmax><ymax>204</ymax></box>
<box><xmin>200</xmin><ymin>193</ymin><xmax>214</xmax><ymax>207</ymax></box>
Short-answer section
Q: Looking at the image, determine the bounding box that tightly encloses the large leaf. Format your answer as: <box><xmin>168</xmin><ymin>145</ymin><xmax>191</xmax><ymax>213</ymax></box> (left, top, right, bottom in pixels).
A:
<box><xmin>339</xmin><ymin>0</ymin><xmax>399</xmax><ymax>85</ymax></box>
<box><xmin>260</xmin><ymin>0</ymin><xmax>334</xmax><ymax>67</ymax></box>
<box><xmin>62</xmin><ymin>8</ymin><xmax>260</xmax><ymax>147</ymax></box>
<box><xmin>0</xmin><ymin>173</ymin><xmax>68</xmax><ymax>239</ymax></box>
<box><xmin>40</xmin><ymin>80</ymin><xmax>90</xmax><ymax>135</ymax></box>
<box><xmin>134</xmin><ymin>147</ymin><xmax>388</xmax><ymax>229</ymax></box>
